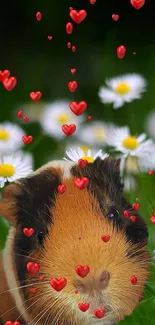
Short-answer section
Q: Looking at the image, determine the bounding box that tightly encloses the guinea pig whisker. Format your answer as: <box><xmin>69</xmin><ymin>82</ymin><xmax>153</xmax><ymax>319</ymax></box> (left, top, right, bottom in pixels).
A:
<box><xmin>0</xmin><ymin>280</ymin><xmax>49</xmax><ymax>295</ymax></box>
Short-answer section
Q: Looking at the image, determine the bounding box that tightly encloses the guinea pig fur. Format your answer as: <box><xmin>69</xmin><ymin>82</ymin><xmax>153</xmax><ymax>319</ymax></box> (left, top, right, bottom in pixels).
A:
<box><xmin>0</xmin><ymin>157</ymin><xmax>150</xmax><ymax>325</ymax></box>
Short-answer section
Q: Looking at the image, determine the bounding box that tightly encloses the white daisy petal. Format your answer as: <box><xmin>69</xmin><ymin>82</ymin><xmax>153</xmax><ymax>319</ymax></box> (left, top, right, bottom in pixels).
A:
<box><xmin>63</xmin><ymin>146</ymin><xmax>108</xmax><ymax>163</ymax></box>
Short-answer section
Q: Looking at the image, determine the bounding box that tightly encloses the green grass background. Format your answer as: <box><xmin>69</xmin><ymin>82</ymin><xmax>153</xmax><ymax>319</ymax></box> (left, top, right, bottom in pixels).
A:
<box><xmin>0</xmin><ymin>0</ymin><xmax>155</xmax><ymax>324</ymax></box>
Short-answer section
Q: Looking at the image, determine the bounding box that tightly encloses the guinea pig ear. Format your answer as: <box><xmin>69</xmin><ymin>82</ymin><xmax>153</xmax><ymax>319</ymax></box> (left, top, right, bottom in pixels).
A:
<box><xmin>0</xmin><ymin>183</ymin><xmax>21</xmax><ymax>225</ymax></box>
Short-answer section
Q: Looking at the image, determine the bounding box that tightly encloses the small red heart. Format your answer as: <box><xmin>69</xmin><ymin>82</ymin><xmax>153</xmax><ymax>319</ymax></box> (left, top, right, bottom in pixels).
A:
<box><xmin>23</xmin><ymin>116</ymin><xmax>29</xmax><ymax>122</ymax></box>
<box><xmin>89</xmin><ymin>0</ymin><xmax>97</xmax><ymax>4</ymax></box>
<box><xmin>78</xmin><ymin>303</ymin><xmax>90</xmax><ymax>312</ymax></box>
<box><xmin>30</xmin><ymin>288</ymin><xmax>36</xmax><ymax>294</ymax></box>
<box><xmin>58</xmin><ymin>184</ymin><xmax>66</xmax><ymax>195</ymax></box>
<box><xmin>130</xmin><ymin>0</ymin><xmax>145</xmax><ymax>10</ymax></box>
<box><xmin>88</xmin><ymin>115</ymin><xmax>92</xmax><ymax>120</ymax></box>
<box><xmin>130</xmin><ymin>215</ymin><xmax>136</xmax><ymax>223</ymax></box>
<box><xmin>70</xmin><ymin>101</ymin><xmax>87</xmax><ymax>116</ymax></box>
<box><xmin>132</xmin><ymin>203</ymin><xmax>140</xmax><ymax>210</ymax></box>
<box><xmin>78</xmin><ymin>159</ymin><xmax>88</xmax><ymax>168</ymax></box>
<box><xmin>17</xmin><ymin>110</ymin><xmax>23</xmax><ymax>119</ymax></box>
<box><xmin>22</xmin><ymin>135</ymin><xmax>33</xmax><ymax>145</ymax></box>
<box><xmin>23</xmin><ymin>228</ymin><xmax>34</xmax><ymax>237</ymax></box>
<box><xmin>72</xmin><ymin>46</ymin><xmax>76</xmax><ymax>52</ymax></box>
<box><xmin>150</xmin><ymin>216</ymin><xmax>155</xmax><ymax>224</ymax></box>
<box><xmin>123</xmin><ymin>210</ymin><xmax>129</xmax><ymax>217</ymax></box>
<box><xmin>48</xmin><ymin>36</ymin><xmax>52</xmax><ymax>40</ymax></box>
<box><xmin>94</xmin><ymin>309</ymin><xmax>105</xmax><ymax>319</ymax></box>
<box><xmin>101</xmin><ymin>235</ymin><xmax>110</xmax><ymax>243</ymax></box>
<box><xmin>130</xmin><ymin>275</ymin><xmax>138</xmax><ymax>285</ymax></box>
<box><xmin>75</xmin><ymin>265</ymin><xmax>90</xmax><ymax>277</ymax></box>
<box><xmin>116</xmin><ymin>45</ymin><xmax>126</xmax><ymax>59</ymax></box>
<box><xmin>68</xmin><ymin>81</ymin><xmax>78</xmax><ymax>92</ymax></box>
<box><xmin>0</xmin><ymin>70</ymin><xmax>10</xmax><ymax>82</ymax></box>
<box><xmin>66</xmin><ymin>22</ymin><xmax>73</xmax><ymax>34</ymax></box>
<box><xmin>3</xmin><ymin>77</ymin><xmax>17</xmax><ymax>91</ymax></box>
<box><xmin>148</xmin><ymin>170</ymin><xmax>154</xmax><ymax>176</ymax></box>
<box><xmin>36</xmin><ymin>12</ymin><xmax>42</xmax><ymax>21</ymax></box>
<box><xmin>133</xmin><ymin>52</ymin><xmax>137</xmax><ymax>55</ymax></box>
<box><xmin>50</xmin><ymin>278</ymin><xmax>67</xmax><ymax>291</ymax></box>
<box><xmin>71</xmin><ymin>68</ymin><xmax>76</xmax><ymax>74</ymax></box>
<box><xmin>62</xmin><ymin>124</ymin><xmax>76</xmax><ymax>136</ymax></box>
<box><xmin>74</xmin><ymin>290</ymin><xmax>78</xmax><ymax>294</ymax></box>
<box><xmin>112</xmin><ymin>14</ymin><xmax>119</xmax><ymax>21</ymax></box>
<box><xmin>40</xmin><ymin>275</ymin><xmax>45</xmax><ymax>281</ymax></box>
<box><xmin>67</xmin><ymin>42</ymin><xmax>72</xmax><ymax>48</ymax></box>
<box><xmin>30</xmin><ymin>91</ymin><xmax>42</xmax><ymax>102</ymax></box>
<box><xmin>5</xmin><ymin>322</ymin><xmax>20</xmax><ymax>325</ymax></box>
<box><xmin>27</xmin><ymin>262</ymin><xmax>40</xmax><ymax>276</ymax></box>
<box><xmin>70</xmin><ymin>10</ymin><xmax>87</xmax><ymax>24</ymax></box>
<box><xmin>74</xmin><ymin>177</ymin><xmax>89</xmax><ymax>190</ymax></box>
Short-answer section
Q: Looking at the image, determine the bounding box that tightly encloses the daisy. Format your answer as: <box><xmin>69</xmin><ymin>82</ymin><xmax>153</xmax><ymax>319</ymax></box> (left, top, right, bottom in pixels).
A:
<box><xmin>123</xmin><ymin>151</ymin><xmax>155</xmax><ymax>174</ymax></box>
<box><xmin>145</xmin><ymin>110</ymin><xmax>155</xmax><ymax>140</ymax></box>
<box><xmin>77</xmin><ymin>121</ymin><xmax>116</xmax><ymax>147</ymax></box>
<box><xmin>98</xmin><ymin>74</ymin><xmax>147</xmax><ymax>109</ymax></box>
<box><xmin>0</xmin><ymin>155</ymin><xmax>33</xmax><ymax>188</ymax></box>
<box><xmin>0</xmin><ymin>122</ymin><xmax>25</xmax><ymax>153</ymax></box>
<box><xmin>40</xmin><ymin>100</ymin><xmax>84</xmax><ymax>139</ymax></box>
<box><xmin>63</xmin><ymin>146</ymin><xmax>109</xmax><ymax>163</ymax></box>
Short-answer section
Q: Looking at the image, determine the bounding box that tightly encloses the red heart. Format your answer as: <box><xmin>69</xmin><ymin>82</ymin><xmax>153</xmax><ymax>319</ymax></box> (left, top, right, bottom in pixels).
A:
<box><xmin>150</xmin><ymin>216</ymin><xmax>155</xmax><ymax>224</ymax></box>
<box><xmin>75</xmin><ymin>265</ymin><xmax>90</xmax><ymax>277</ymax></box>
<box><xmin>130</xmin><ymin>0</ymin><xmax>145</xmax><ymax>9</ymax></box>
<box><xmin>116</xmin><ymin>45</ymin><xmax>126</xmax><ymax>59</ymax></box>
<box><xmin>74</xmin><ymin>290</ymin><xmax>78</xmax><ymax>294</ymax></box>
<box><xmin>58</xmin><ymin>184</ymin><xmax>66</xmax><ymax>195</ymax></box>
<box><xmin>130</xmin><ymin>275</ymin><xmax>138</xmax><ymax>285</ymax></box>
<box><xmin>101</xmin><ymin>235</ymin><xmax>110</xmax><ymax>243</ymax></box>
<box><xmin>94</xmin><ymin>309</ymin><xmax>105</xmax><ymax>319</ymax></box>
<box><xmin>5</xmin><ymin>322</ymin><xmax>20</xmax><ymax>325</ymax></box>
<box><xmin>67</xmin><ymin>42</ymin><xmax>72</xmax><ymax>48</ymax></box>
<box><xmin>148</xmin><ymin>170</ymin><xmax>154</xmax><ymax>176</ymax></box>
<box><xmin>132</xmin><ymin>203</ymin><xmax>140</xmax><ymax>210</ymax></box>
<box><xmin>78</xmin><ymin>159</ymin><xmax>88</xmax><ymax>168</ymax></box>
<box><xmin>78</xmin><ymin>303</ymin><xmax>90</xmax><ymax>312</ymax></box>
<box><xmin>62</xmin><ymin>124</ymin><xmax>76</xmax><ymax>136</ymax></box>
<box><xmin>22</xmin><ymin>135</ymin><xmax>33</xmax><ymax>145</ymax></box>
<box><xmin>23</xmin><ymin>116</ymin><xmax>29</xmax><ymax>122</ymax></box>
<box><xmin>30</xmin><ymin>288</ymin><xmax>36</xmax><ymax>294</ymax></box>
<box><xmin>68</xmin><ymin>81</ymin><xmax>78</xmax><ymax>92</ymax></box>
<box><xmin>3</xmin><ymin>77</ymin><xmax>17</xmax><ymax>91</ymax></box>
<box><xmin>50</xmin><ymin>277</ymin><xmax>67</xmax><ymax>291</ymax></box>
<box><xmin>123</xmin><ymin>210</ymin><xmax>129</xmax><ymax>217</ymax></box>
<box><xmin>72</xmin><ymin>46</ymin><xmax>76</xmax><ymax>52</ymax></box>
<box><xmin>30</xmin><ymin>91</ymin><xmax>42</xmax><ymax>102</ymax></box>
<box><xmin>130</xmin><ymin>215</ymin><xmax>136</xmax><ymax>223</ymax></box>
<box><xmin>66</xmin><ymin>22</ymin><xmax>73</xmax><ymax>34</ymax></box>
<box><xmin>48</xmin><ymin>35</ymin><xmax>52</xmax><ymax>40</ymax></box>
<box><xmin>112</xmin><ymin>14</ymin><xmax>119</xmax><ymax>21</ymax></box>
<box><xmin>88</xmin><ymin>115</ymin><xmax>92</xmax><ymax>121</ymax></box>
<box><xmin>27</xmin><ymin>262</ymin><xmax>40</xmax><ymax>275</ymax></box>
<box><xmin>0</xmin><ymin>70</ymin><xmax>10</xmax><ymax>82</ymax></box>
<box><xmin>74</xmin><ymin>177</ymin><xmax>89</xmax><ymax>190</ymax></box>
<box><xmin>40</xmin><ymin>275</ymin><xmax>45</xmax><ymax>281</ymax></box>
<box><xmin>17</xmin><ymin>110</ymin><xmax>23</xmax><ymax>119</ymax></box>
<box><xmin>23</xmin><ymin>228</ymin><xmax>34</xmax><ymax>237</ymax></box>
<box><xmin>70</xmin><ymin>10</ymin><xmax>87</xmax><ymax>24</ymax></box>
<box><xmin>70</xmin><ymin>101</ymin><xmax>87</xmax><ymax>116</ymax></box>
<box><xmin>36</xmin><ymin>12</ymin><xmax>42</xmax><ymax>21</ymax></box>
<box><xmin>71</xmin><ymin>68</ymin><xmax>76</xmax><ymax>74</ymax></box>
<box><xmin>89</xmin><ymin>0</ymin><xmax>97</xmax><ymax>4</ymax></box>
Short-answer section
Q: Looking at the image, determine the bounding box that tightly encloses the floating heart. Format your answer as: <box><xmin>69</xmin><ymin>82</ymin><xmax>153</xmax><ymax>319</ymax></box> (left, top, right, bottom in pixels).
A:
<box><xmin>40</xmin><ymin>275</ymin><xmax>45</xmax><ymax>281</ymax></box>
<box><xmin>17</xmin><ymin>110</ymin><xmax>23</xmax><ymax>119</ymax></box>
<box><xmin>74</xmin><ymin>177</ymin><xmax>89</xmax><ymax>190</ymax></box>
<box><xmin>116</xmin><ymin>45</ymin><xmax>126</xmax><ymax>59</ymax></box>
<box><xmin>62</xmin><ymin>124</ymin><xmax>76</xmax><ymax>136</ymax></box>
<box><xmin>130</xmin><ymin>215</ymin><xmax>136</xmax><ymax>223</ymax></box>
<box><xmin>148</xmin><ymin>170</ymin><xmax>154</xmax><ymax>176</ymax></box>
<box><xmin>123</xmin><ymin>210</ymin><xmax>129</xmax><ymax>217</ymax></box>
<box><xmin>22</xmin><ymin>135</ymin><xmax>33</xmax><ymax>145</ymax></box>
<box><xmin>36</xmin><ymin>12</ymin><xmax>42</xmax><ymax>21</ymax></box>
<box><xmin>0</xmin><ymin>70</ymin><xmax>10</xmax><ymax>82</ymax></box>
<box><xmin>70</xmin><ymin>10</ymin><xmax>87</xmax><ymax>24</ymax></box>
<box><xmin>88</xmin><ymin>115</ymin><xmax>92</xmax><ymax>120</ymax></box>
<box><xmin>101</xmin><ymin>235</ymin><xmax>110</xmax><ymax>242</ymax></box>
<box><xmin>23</xmin><ymin>116</ymin><xmax>29</xmax><ymax>122</ymax></box>
<box><xmin>50</xmin><ymin>277</ymin><xmax>67</xmax><ymax>291</ymax></box>
<box><xmin>94</xmin><ymin>309</ymin><xmax>105</xmax><ymax>319</ymax></box>
<box><xmin>70</xmin><ymin>101</ymin><xmax>87</xmax><ymax>116</ymax></box>
<box><xmin>78</xmin><ymin>159</ymin><xmax>88</xmax><ymax>168</ymax></box>
<box><xmin>30</xmin><ymin>91</ymin><xmax>42</xmax><ymax>102</ymax></box>
<box><xmin>23</xmin><ymin>228</ymin><xmax>34</xmax><ymax>237</ymax></box>
<box><xmin>74</xmin><ymin>290</ymin><xmax>78</xmax><ymax>294</ymax></box>
<box><xmin>130</xmin><ymin>275</ymin><xmax>138</xmax><ymax>285</ymax></box>
<box><xmin>132</xmin><ymin>203</ymin><xmax>140</xmax><ymax>210</ymax></box>
<box><xmin>75</xmin><ymin>265</ymin><xmax>90</xmax><ymax>278</ymax></box>
<box><xmin>58</xmin><ymin>184</ymin><xmax>66</xmax><ymax>195</ymax></box>
<box><xmin>67</xmin><ymin>42</ymin><xmax>72</xmax><ymax>48</ymax></box>
<box><xmin>66</xmin><ymin>22</ymin><xmax>73</xmax><ymax>34</ymax></box>
<box><xmin>68</xmin><ymin>81</ymin><xmax>78</xmax><ymax>92</ymax></box>
<box><xmin>112</xmin><ymin>14</ymin><xmax>119</xmax><ymax>21</ymax></box>
<box><xmin>130</xmin><ymin>0</ymin><xmax>145</xmax><ymax>9</ymax></box>
<box><xmin>30</xmin><ymin>288</ymin><xmax>36</xmax><ymax>294</ymax></box>
<box><xmin>78</xmin><ymin>303</ymin><xmax>90</xmax><ymax>312</ymax></box>
<box><xmin>6</xmin><ymin>322</ymin><xmax>20</xmax><ymax>325</ymax></box>
<box><xmin>150</xmin><ymin>216</ymin><xmax>155</xmax><ymax>224</ymax></box>
<box><xmin>71</xmin><ymin>68</ymin><xmax>76</xmax><ymax>74</ymax></box>
<box><xmin>3</xmin><ymin>77</ymin><xmax>17</xmax><ymax>91</ymax></box>
<box><xmin>48</xmin><ymin>36</ymin><xmax>52</xmax><ymax>40</ymax></box>
<box><xmin>89</xmin><ymin>0</ymin><xmax>97</xmax><ymax>4</ymax></box>
<box><xmin>72</xmin><ymin>46</ymin><xmax>76</xmax><ymax>52</ymax></box>
<box><xmin>27</xmin><ymin>262</ymin><xmax>40</xmax><ymax>276</ymax></box>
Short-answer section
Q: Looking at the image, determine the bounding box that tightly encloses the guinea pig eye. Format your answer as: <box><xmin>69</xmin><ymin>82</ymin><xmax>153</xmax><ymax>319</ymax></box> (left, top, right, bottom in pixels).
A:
<box><xmin>108</xmin><ymin>208</ymin><xmax>119</xmax><ymax>220</ymax></box>
<box><xmin>37</xmin><ymin>230</ymin><xmax>44</xmax><ymax>243</ymax></box>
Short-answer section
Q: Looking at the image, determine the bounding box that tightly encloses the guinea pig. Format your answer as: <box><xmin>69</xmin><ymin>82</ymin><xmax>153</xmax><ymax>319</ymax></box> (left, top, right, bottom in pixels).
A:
<box><xmin>0</xmin><ymin>157</ymin><xmax>150</xmax><ymax>325</ymax></box>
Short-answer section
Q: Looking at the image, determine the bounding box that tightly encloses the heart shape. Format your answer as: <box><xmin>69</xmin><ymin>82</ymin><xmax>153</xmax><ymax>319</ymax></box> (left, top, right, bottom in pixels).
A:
<box><xmin>58</xmin><ymin>184</ymin><xmax>66</xmax><ymax>195</ymax></box>
<box><xmin>67</xmin><ymin>42</ymin><xmax>72</xmax><ymax>48</ymax></box>
<box><xmin>78</xmin><ymin>159</ymin><xmax>88</xmax><ymax>168</ymax></box>
<box><xmin>23</xmin><ymin>228</ymin><xmax>34</xmax><ymax>237</ymax></box>
<box><xmin>70</xmin><ymin>10</ymin><xmax>87</xmax><ymax>24</ymax></box>
<box><xmin>71</xmin><ymin>68</ymin><xmax>76</xmax><ymax>74</ymax></box>
<box><xmin>68</xmin><ymin>81</ymin><xmax>78</xmax><ymax>92</ymax></box>
<box><xmin>36</xmin><ymin>12</ymin><xmax>42</xmax><ymax>21</ymax></box>
<box><xmin>30</xmin><ymin>288</ymin><xmax>36</xmax><ymax>293</ymax></box>
<box><xmin>89</xmin><ymin>0</ymin><xmax>97</xmax><ymax>4</ymax></box>
<box><xmin>116</xmin><ymin>45</ymin><xmax>126</xmax><ymax>59</ymax></box>
<box><xmin>17</xmin><ymin>110</ymin><xmax>23</xmax><ymax>119</ymax></box>
<box><xmin>48</xmin><ymin>35</ymin><xmax>52</xmax><ymax>40</ymax></box>
<box><xmin>101</xmin><ymin>235</ymin><xmax>110</xmax><ymax>243</ymax></box>
<box><xmin>74</xmin><ymin>177</ymin><xmax>89</xmax><ymax>190</ymax></box>
<box><xmin>130</xmin><ymin>0</ymin><xmax>145</xmax><ymax>9</ymax></box>
<box><xmin>0</xmin><ymin>70</ymin><xmax>10</xmax><ymax>82</ymax></box>
<box><xmin>3</xmin><ymin>77</ymin><xmax>17</xmax><ymax>91</ymax></box>
<box><xmin>78</xmin><ymin>303</ymin><xmax>90</xmax><ymax>312</ymax></box>
<box><xmin>30</xmin><ymin>91</ymin><xmax>42</xmax><ymax>102</ymax></box>
<box><xmin>148</xmin><ymin>170</ymin><xmax>154</xmax><ymax>176</ymax></box>
<box><xmin>23</xmin><ymin>116</ymin><xmax>29</xmax><ymax>122</ymax></box>
<box><xmin>132</xmin><ymin>203</ymin><xmax>140</xmax><ymax>210</ymax></box>
<box><xmin>72</xmin><ymin>46</ymin><xmax>76</xmax><ymax>52</ymax></box>
<box><xmin>6</xmin><ymin>322</ymin><xmax>20</xmax><ymax>325</ymax></box>
<box><xmin>75</xmin><ymin>265</ymin><xmax>90</xmax><ymax>277</ymax></box>
<box><xmin>130</xmin><ymin>275</ymin><xmax>138</xmax><ymax>285</ymax></box>
<box><xmin>22</xmin><ymin>135</ymin><xmax>33</xmax><ymax>145</ymax></box>
<box><xmin>112</xmin><ymin>14</ymin><xmax>119</xmax><ymax>21</ymax></box>
<box><xmin>40</xmin><ymin>275</ymin><xmax>45</xmax><ymax>281</ymax></box>
<box><xmin>150</xmin><ymin>216</ymin><xmax>155</xmax><ymax>224</ymax></box>
<box><xmin>27</xmin><ymin>262</ymin><xmax>40</xmax><ymax>275</ymax></box>
<box><xmin>123</xmin><ymin>210</ymin><xmax>129</xmax><ymax>217</ymax></box>
<box><xmin>50</xmin><ymin>277</ymin><xmax>67</xmax><ymax>291</ymax></box>
<box><xmin>70</xmin><ymin>101</ymin><xmax>87</xmax><ymax>116</ymax></box>
<box><xmin>66</xmin><ymin>22</ymin><xmax>73</xmax><ymax>34</ymax></box>
<box><xmin>94</xmin><ymin>309</ymin><xmax>105</xmax><ymax>319</ymax></box>
<box><xmin>130</xmin><ymin>215</ymin><xmax>136</xmax><ymax>223</ymax></box>
<box><xmin>62</xmin><ymin>124</ymin><xmax>76</xmax><ymax>136</ymax></box>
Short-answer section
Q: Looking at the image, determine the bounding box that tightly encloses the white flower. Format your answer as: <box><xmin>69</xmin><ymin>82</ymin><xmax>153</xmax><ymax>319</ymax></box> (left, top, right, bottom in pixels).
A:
<box><xmin>145</xmin><ymin>110</ymin><xmax>155</xmax><ymax>140</ymax></box>
<box><xmin>77</xmin><ymin>121</ymin><xmax>116</xmax><ymax>147</ymax></box>
<box><xmin>0</xmin><ymin>155</ymin><xmax>33</xmax><ymax>188</ymax></box>
<box><xmin>0</xmin><ymin>122</ymin><xmax>25</xmax><ymax>153</ymax></box>
<box><xmin>40</xmin><ymin>100</ymin><xmax>84</xmax><ymax>139</ymax></box>
<box><xmin>122</xmin><ymin>151</ymin><xmax>155</xmax><ymax>174</ymax></box>
<box><xmin>63</xmin><ymin>146</ymin><xmax>109</xmax><ymax>163</ymax></box>
<box><xmin>98</xmin><ymin>74</ymin><xmax>147</xmax><ymax>109</ymax></box>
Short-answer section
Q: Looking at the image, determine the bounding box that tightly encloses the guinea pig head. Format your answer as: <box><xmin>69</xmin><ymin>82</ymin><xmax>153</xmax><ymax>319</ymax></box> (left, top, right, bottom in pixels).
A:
<box><xmin>0</xmin><ymin>158</ymin><xmax>150</xmax><ymax>325</ymax></box>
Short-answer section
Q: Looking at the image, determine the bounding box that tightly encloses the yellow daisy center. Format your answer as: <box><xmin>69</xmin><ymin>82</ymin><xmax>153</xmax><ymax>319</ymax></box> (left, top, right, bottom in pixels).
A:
<box><xmin>0</xmin><ymin>130</ymin><xmax>10</xmax><ymax>140</ymax></box>
<box><xmin>94</xmin><ymin>128</ymin><xmax>104</xmax><ymax>141</ymax></box>
<box><xmin>57</xmin><ymin>114</ymin><xmax>70</xmax><ymax>124</ymax></box>
<box><xmin>115</xmin><ymin>82</ymin><xmax>131</xmax><ymax>95</ymax></box>
<box><xmin>0</xmin><ymin>164</ymin><xmax>15</xmax><ymax>177</ymax></box>
<box><xmin>80</xmin><ymin>145</ymin><xmax>90</xmax><ymax>154</ymax></box>
<box><xmin>122</xmin><ymin>136</ymin><xmax>138</xmax><ymax>150</ymax></box>
<box><xmin>81</xmin><ymin>156</ymin><xmax>94</xmax><ymax>163</ymax></box>
<box><xmin>126</xmin><ymin>156</ymin><xmax>139</xmax><ymax>172</ymax></box>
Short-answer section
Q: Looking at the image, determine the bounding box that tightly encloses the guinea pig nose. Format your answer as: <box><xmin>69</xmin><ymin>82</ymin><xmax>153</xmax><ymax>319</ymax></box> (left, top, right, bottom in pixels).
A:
<box><xmin>73</xmin><ymin>271</ymin><xmax>110</xmax><ymax>293</ymax></box>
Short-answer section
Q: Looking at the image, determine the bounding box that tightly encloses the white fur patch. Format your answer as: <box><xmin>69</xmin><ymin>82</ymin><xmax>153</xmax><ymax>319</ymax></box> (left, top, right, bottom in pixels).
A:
<box><xmin>29</xmin><ymin>160</ymin><xmax>76</xmax><ymax>180</ymax></box>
